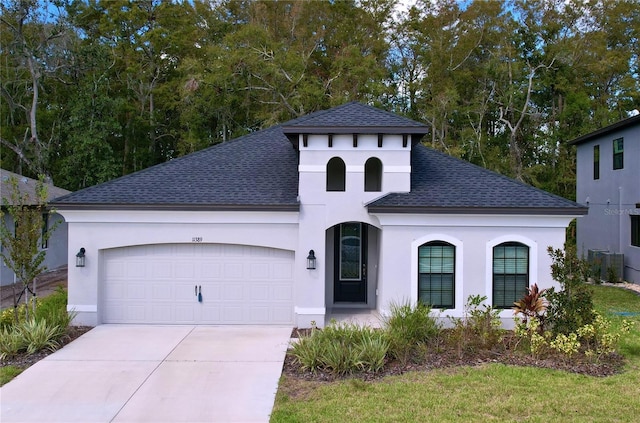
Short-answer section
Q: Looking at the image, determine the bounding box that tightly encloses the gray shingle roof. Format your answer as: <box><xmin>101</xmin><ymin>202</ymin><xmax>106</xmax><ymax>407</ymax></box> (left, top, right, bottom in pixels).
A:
<box><xmin>368</xmin><ymin>146</ymin><xmax>586</xmax><ymax>215</ymax></box>
<box><xmin>53</xmin><ymin>126</ymin><xmax>299</xmax><ymax>210</ymax></box>
<box><xmin>53</xmin><ymin>102</ymin><xmax>586</xmax><ymax>216</ymax></box>
<box><xmin>569</xmin><ymin>114</ymin><xmax>640</xmax><ymax>146</ymax></box>
<box><xmin>1</xmin><ymin>169</ymin><xmax>71</xmax><ymax>206</ymax></box>
<box><xmin>282</xmin><ymin>101</ymin><xmax>429</xmax><ymax>134</ymax></box>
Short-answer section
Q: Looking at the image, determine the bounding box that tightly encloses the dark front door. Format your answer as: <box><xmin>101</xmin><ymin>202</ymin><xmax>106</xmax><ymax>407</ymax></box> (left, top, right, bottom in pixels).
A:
<box><xmin>334</xmin><ymin>222</ymin><xmax>367</xmax><ymax>303</ymax></box>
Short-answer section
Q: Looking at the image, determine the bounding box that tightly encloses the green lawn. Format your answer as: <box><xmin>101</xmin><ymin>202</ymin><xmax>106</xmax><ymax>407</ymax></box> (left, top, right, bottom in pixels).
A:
<box><xmin>0</xmin><ymin>366</ymin><xmax>23</xmax><ymax>386</ymax></box>
<box><xmin>271</xmin><ymin>285</ymin><xmax>640</xmax><ymax>423</ymax></box>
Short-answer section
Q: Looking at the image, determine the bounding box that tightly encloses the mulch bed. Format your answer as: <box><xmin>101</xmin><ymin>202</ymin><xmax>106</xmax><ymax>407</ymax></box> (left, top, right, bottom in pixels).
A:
<box><xmin>1</xmin><ymin>326</ymin><xmax>93</xmax><ymax>369</ymax></box>
<box><xmin>284</xmin><ymin>328</ymin><xmax>627</xmax><ymax>382</ymax></box>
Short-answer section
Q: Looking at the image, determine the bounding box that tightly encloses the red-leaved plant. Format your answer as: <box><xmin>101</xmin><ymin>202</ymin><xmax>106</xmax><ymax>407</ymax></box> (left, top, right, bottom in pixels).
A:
<box><xmin>513</xmin><ymin>283</ymin><xmax>548</xmax><ymax>330</ymax></box>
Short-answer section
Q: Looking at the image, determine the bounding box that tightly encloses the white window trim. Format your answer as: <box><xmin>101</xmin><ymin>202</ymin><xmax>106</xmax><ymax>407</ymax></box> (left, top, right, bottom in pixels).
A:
<box><xmin>485</xmin><ymin>235</ymin><xmax>538</xmax><ymax>318</ymax></box>
<box><xmin>411</xmin><ymin>234</ymin><xmax>463</xmax><ymax>315</ymax></box>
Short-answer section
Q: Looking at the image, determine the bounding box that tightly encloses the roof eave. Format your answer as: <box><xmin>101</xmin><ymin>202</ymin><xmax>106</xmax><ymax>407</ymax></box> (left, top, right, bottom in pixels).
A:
<box><xmin>281</xmin><ymin>126</ymin><xmax>429</xmax><ymax>135</ymax></box>
<box><xmin>569</xmin><ymin>114</ymin><xmax>640</xmax><ymax>145</ymax></box>
<box><xmin>51</xmin><ymin>203</ymin><xmax>300</xmax><ymax>212</ymax></box>
<box><xmin>367</xmin><ymin>205</ymin><xmax>588</xmax><ymax>216</ymax></box>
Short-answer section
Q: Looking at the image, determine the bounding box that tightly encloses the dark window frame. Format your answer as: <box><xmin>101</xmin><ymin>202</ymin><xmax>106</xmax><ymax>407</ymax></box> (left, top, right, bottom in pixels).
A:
<box><xmin>364</xmin><ymin>157</ymin><xmax>382</xmax><ymax>192</ymax></box>
<box><xmin>593</xmin><ymin>145</ymin><xmax>600</xmax><ymax>180</ymax></box>
<box><xmin>41</xmin><ymin>213</ymin><xmax>49</xmax><ymax>249</ymax></box>
<box><xmin>418</xmin><ymin>241</ymin><xmax>455</xmax><ymax>309</ymax></box>
<box><xmin>492</xmin><ymin>242</ymin><xmax>529</xmax><ymax>309</ymax></box>
<box><xmin>326</xmin><ymin>157</ymin><xmax>346</xmax><ymax>191</ymax></box>
<box><xmin>613</xmin><ymin>138</ymin><xmax>624</xmax><ymax>170</ymax></box>
<box><xmin>632</xmin><ymin>215</ymin><xmax>640</xmax><ymax>248</ymax></box>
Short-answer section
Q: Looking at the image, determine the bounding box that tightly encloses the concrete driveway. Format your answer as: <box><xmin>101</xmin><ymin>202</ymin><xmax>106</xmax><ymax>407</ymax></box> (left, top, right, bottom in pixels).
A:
<box><xmin>0</xmin><ymin>325</ymin><xmax>292</xmax><ymax>423</ymax></box>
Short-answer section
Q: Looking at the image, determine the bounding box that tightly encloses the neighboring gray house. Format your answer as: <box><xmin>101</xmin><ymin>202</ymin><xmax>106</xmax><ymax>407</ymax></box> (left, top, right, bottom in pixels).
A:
<box><xmin>570</xmin><ymin>114</ymin><xmax>640</xmax><ymax>284</ymax></box>
<box><xmin>1</xmin><ymin>169</ymin><xmax>71</xmax><ymax>286</ymax></box>
<box><xmin>53</xmin><ymin>102</ymin><xmax>586</xmax><ymax>328</ymax></box>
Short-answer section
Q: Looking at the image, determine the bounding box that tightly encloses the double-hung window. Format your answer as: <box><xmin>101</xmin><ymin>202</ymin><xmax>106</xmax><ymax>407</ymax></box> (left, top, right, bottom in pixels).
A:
<box><xmin>632</xmin><ymin>215</ymin><xmax>640</xmax><ymax>248</ymax></box>
<box><xmin>613</xmin><ymin>138</ymin><xmax>624</xmax><ymax>170</ymax></box>
<box><xmin>593</xmin><ymin>145</ymin><xmax>600</xmax><ymax>180</ymax></box>
<box><xmin>418</xmin><ymin>241</ymin><xmax>455</xmax><ymax>309</ymax></box>
<box><xmin>493</xmin><ymin>242</ymin><xmax>529</xmax><ymax>308</ymax></box>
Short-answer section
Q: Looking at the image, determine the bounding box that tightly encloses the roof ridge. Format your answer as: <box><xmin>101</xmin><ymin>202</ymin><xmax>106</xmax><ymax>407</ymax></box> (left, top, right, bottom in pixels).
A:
<box><xmin>280</xmin><ymin>101</ymin><xmax>360</xmax><ymax>126</ymax></box>
<box><xmin>281</xmin><ymin>101</ymin><xmax>427</xmax><ymax>129</ymax></box>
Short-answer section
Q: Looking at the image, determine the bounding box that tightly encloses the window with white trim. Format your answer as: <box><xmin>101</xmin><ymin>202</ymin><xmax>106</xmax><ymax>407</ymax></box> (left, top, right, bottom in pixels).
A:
<box><xmin>492</xmin><ymin>242</ymin><xmax>529</xmax><ymax>308</ymax></box>
<box><xmin>327</xmin><ymin>157</ymin><xmax>346</xmax><ymax>191</ymax></box>
<box><xmin>418</xmin><ymin>241</ymin><xmax>455</xmax><ymax>308</ymax></box>
<box><xmin>364</xmin><ymin>157</ymin><xmax>382</xmax><ymax>192</ymax></box>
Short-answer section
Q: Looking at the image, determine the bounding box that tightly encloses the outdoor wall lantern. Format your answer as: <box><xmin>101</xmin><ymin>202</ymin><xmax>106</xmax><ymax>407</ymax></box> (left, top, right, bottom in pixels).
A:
<box><xmin>306</xmin><ymin>250</ymin><xmax>316</xmax><ymax>270</ymax></box>
<box><xmin>76</xmin><ymin>248</ymin><xmax>86</xmax><ymax>267</ymax></box>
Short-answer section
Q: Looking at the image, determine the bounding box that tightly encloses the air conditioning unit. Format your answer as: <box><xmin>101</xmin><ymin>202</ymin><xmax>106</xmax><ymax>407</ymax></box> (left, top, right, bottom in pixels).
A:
<box><xmin>602</xmin><ymin>252</ymin><xmax>624</xmax><ymax>283</ymax></box>
<box><xmin>588</xmin><ymin>249</ymin><xmax>624</xmax><ymax>282</ymax></box>
<box><xmin>587</xmin><ymin>249</ymin><xmax>607</xmax><ymax>280</ymax></box>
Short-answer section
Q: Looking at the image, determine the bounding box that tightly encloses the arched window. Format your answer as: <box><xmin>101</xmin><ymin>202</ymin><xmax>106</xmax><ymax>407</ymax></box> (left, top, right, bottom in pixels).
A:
<box><xmin>493</xmin><ymin>242</ymin><xmax>529</xmax><ymax>308</ymax></box>
<box><xmin>364</xmin><ymin>157</ymin><xmax>382</xmax><ymax>192</ymax></box>
<box><xmin>418</xmin><ymin>241</ymin><xmax>455</xmax><ymax>308</ymax></box>
<box><xmin>327</xmin><ymin>157</ymin><xmax>346</xmax><ymax>191</ymax></box>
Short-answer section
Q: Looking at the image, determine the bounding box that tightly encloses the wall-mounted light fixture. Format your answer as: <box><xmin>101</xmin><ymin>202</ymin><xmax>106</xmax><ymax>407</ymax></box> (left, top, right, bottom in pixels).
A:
<box><xmin>306</xmin><ymin>250</ymin><xmax>316</xmax><ymax>270</ymax></box>
<box><xmin>76</xmin><ymin>248</ymin><xmax>86</xmax><ymax>267</ymax></box>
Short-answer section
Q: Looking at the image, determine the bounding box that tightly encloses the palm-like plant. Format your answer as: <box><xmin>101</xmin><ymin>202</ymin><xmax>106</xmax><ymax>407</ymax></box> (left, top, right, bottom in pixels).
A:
<box><xmin>513</xmin><ymin>283</ymin><xmax>548</xmax><ymax>330</ymax></box>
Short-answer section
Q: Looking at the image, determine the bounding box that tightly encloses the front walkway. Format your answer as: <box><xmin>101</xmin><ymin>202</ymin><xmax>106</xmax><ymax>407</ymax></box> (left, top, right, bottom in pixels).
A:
<box><xmin>326</xmin><ymin>308</ymin><xmax>383</xmax><ymax>328</ymax></box>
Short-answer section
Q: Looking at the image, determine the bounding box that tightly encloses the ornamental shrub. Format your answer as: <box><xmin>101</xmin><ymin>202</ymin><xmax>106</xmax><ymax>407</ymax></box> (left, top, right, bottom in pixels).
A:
<box><xmin>383</xmin><ymin>301</ymin><xmax>441</xmax><ymax>365</ymax></box>
<box><xmin>545</xmin><ymin>246</ymin><xmax>595</xmax><ymax>335</ymax></box>
<box><xmin>289</xmin><ymin>321</ymin><xmax>389</xmax><ymax>375</ymax></box>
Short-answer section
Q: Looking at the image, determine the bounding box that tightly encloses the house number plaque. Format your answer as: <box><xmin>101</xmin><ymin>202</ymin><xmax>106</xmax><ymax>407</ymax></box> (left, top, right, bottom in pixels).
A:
<box><xmin>192</xmin><ymin>237</ymin><xmax>203</xmax><ymax>242</ymax></box>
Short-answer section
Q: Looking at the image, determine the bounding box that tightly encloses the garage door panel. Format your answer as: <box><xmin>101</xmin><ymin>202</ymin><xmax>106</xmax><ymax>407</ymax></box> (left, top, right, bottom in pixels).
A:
<box><xmin>251</xmin><ymin>285</ymin><xmax>270</xmax><ymax>301</ymax></box>
<box><xmin>200</xmin><ymin>306</ymin><xmax>221</xmax><ymax>323</ymax></box>
<box><xmin>201</xmin><ymin>263</ymin><xmax>222</xmax><ymax>279</ymax></box>
<box><xmin>103</xmin><ymin>282</ymin><xmax>125</xmax><ymax>300</ymax></box>
<box><xmin>224</xmin><ymin>263</ymin><xmax>244</xmax><ymax>279</ymax></box>
<box><xmin>250</xmin><ymin>263</ymin><xmax>270</xmax><ymax>279</ymax></box>
<box><xmin>223</xmin><ymin>284</ymin><xmax>244</xmax><ymax>301</ymax></box>
<box><xmin>151</xmin><ymin>262</ymin><xmax>172</xmax><ymax>279</ymax></box>
<box><xmin>104</xmin><ymin>261</ymin><xmax>125</xmax><ymax>279</ymax></box>
<box><xmin>125</xmin><ymin>262</ymin><xmax>147</xmax><ymax>279</ymax></box>
<box><xmin>174</xmin><ymin>263</ymin><xmax>196</xmax><ymax>279</ymax></box>
<box><xmin>221</xmin><ymin>305</ymin><xmax>244</xmax><ymax>323</ymax></box>
<box><xmin>102</xmin><ymin>244</ymin><xmax>294</xmax><ymax>324</ymax></box>
<box><xmin>125</xmin><ymin>305</ymin><xmax>146</xmax><ymax>322</ymax></box>
<box><xmin>126</xmin><ymin>283</ymin><xmax>146</xmax><ymax>300</ymax></box>
<box><xmin>151</xmin><ymin>284</ymin><xmax>172</xmax><ymax>300</ymax></box>
<box><xmin>151</xmin><ymin>304</ymin><xmax>172</xmax><ymax>322</ymax></box>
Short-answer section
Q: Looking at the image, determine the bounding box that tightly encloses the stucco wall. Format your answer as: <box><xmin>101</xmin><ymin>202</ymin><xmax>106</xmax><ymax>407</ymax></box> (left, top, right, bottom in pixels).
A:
<box><xmin>374</xmin><ymin>214</ymin><xmax>573</xmax><ymax>327</ymax></box>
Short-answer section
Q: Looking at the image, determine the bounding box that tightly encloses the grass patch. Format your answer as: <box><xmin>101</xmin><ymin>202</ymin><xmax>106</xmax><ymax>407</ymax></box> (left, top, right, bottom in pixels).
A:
<box><xmin>0</xmin><ymin>366</ymin><xmax>23</xmax><ymax>386</ymax></box>
<box><xmin>272</xmin><ymin>285</ymin><xmax>640</xmax><ymax>422</ymax></box>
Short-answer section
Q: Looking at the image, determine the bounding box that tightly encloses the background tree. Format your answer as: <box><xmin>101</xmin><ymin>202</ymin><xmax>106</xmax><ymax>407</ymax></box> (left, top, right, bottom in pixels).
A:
<box><xmin>0</xmin><ymin>0</ymin><xmax>71</xmax><ymax>177</ymax></box>
<box><xmin>0</xmin><ymin>0</ymin><xmax>638</xmax><ymax>201</ymax></box>
<box><xmin>0</xmin><ymin>176</ymin><xmax>57</xmax><ymax>322</ymax></box>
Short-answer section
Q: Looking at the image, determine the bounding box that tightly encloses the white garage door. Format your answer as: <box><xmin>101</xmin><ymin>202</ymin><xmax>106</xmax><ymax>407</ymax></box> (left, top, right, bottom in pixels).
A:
<box><xmin>102</xmin><ymin>244</ymin><xmax>294</xmax><ymax>324</ymax></box>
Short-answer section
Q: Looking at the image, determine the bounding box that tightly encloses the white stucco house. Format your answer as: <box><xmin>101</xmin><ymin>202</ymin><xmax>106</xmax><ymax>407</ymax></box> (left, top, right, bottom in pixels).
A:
<box><xmin>52</xmin><ymin>102</ymin><xmax>587</xmax><ymax>328</ymax></box>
